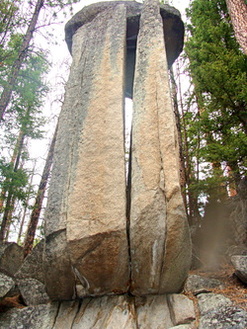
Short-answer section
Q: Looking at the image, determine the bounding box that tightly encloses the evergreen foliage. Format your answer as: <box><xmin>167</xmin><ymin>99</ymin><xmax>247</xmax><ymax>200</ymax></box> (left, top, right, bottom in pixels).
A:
<box><xmin>183</xmin><ymin>0</ymin><xmax>247</xmax><ymax>212</ymax></box>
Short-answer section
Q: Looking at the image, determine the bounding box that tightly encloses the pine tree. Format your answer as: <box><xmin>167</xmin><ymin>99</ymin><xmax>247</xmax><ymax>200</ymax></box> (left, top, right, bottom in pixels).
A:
<box><xmin>23</xmin><ymin>125</ymin><xmax>57</xmax><ymax>257</ymax></box>
<box><xmin>184</xmin><ymin>0</ymin><xmax>247</xmax><ymax>205</ymax></box>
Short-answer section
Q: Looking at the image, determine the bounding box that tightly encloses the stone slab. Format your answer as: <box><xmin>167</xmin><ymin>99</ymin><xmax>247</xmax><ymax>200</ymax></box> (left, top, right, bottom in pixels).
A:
<box><xmin>129</xmin><ymin>0</ymin><xmax>191</xmax><ymax>295</ymax></box>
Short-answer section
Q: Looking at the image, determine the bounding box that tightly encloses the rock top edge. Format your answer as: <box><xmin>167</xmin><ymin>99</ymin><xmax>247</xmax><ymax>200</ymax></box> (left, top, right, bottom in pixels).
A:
<box><xmin>65</xmin><ymin>1</ymin><xmax>183</xmax><ymax>54</ymax></box>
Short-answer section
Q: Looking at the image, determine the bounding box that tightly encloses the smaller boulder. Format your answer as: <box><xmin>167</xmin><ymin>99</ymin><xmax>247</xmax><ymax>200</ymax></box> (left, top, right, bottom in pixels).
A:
<box><xmin>168</xmin><ymin>294</ymin><xmax>195</xmax><ymax>325</ymax></box>
<box><xmin>17</xmin><ymin>278</ymin><xmax>49</xmax><ymax>306</ymax></box>
<box><xmin>15</xmin><ymin>241</ymin><xmax>50</xmax><ymax>305</ymax></box>
<box><xmin>15</xmin><ymin>240</ymin><xmax>45</xmax><ymax>283</ymax></box>
<box><xmin>197</xmin><ymin>293</ymin><xmax>232</xmax><ymax>315</ymax></box>
<box><xmin>231</xmin><ymin>255</ymin><xmax>247</xmax><ymax>284</ymax></box>
<box><xmin>0</xmin><ymin>272</ymin><xmax>15</xmax><ymax>298</ymax></box>
<box><xmin>199</xmin><ymin>305</ymin><xmax>247</xmax><ymax>329</ymax></box>
<box><xmin>0</xmin><ymin>243</ymin><xmax>23</xmax><ymax>275</ymax></box>
<box><xmin>184</xmin><ymin>274</ymin><xmax>224</xmax><ymax>295</ymax></box>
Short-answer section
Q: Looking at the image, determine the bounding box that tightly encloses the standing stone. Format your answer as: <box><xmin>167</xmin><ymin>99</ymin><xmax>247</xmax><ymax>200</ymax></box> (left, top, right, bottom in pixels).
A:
<box><xmin>44</xmin><ymin>3</ymin><xmax>129</xmax><ymax>298</ymax></box>
<box><xmin>130</xmin><ymin>0</ymin><xmax>191</xmax><ymax>295</ymax></box>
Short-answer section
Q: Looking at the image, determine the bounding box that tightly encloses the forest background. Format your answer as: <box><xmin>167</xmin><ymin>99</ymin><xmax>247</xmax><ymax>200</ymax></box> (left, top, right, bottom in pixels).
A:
<box><xmin>0</xmin><ymin>0</ymin><xmax>246</xmax><ymax>257</ymax></box>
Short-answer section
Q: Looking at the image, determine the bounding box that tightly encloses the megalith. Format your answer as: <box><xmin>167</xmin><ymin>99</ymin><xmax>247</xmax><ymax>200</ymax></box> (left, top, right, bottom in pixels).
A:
<box><xmin>129</xmin><ymin>0</ymin><xmax>191</xmax><ymax>294</ymax></box>
<box><xmin>43</xmin><ymin>0</ymin><xmax>191</xmax><ymax>300</ymax></box>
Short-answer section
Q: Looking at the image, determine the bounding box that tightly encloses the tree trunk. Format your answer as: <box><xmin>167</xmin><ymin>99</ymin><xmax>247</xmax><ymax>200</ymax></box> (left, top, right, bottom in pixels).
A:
<box><xmin>0</xmin><ymin>0</ymin><xmax>44</xmax><ymax>121</ymax></box>
<box><xmin>17</xmin><ymin>160</ymin><xmax>37</xmax><ymax>244</ymax></box>
<box><xmin>0</xmin><ymin>131</ymin><xmax>25</xmax><ymax>242</ymax></box>
<box><xmin>23</xmin><ymin>125</ymin><xmax>57</xmax><ymax>257</ymax></box>
<box><xmin>169</xmin><ymin>67</ymin><xmax>188</xmax><ymax>214</ymax></box>
<box><xmin>226</xmin><ymin>0</ymin><xmax>247</xmax><ymax>55</ymax></box>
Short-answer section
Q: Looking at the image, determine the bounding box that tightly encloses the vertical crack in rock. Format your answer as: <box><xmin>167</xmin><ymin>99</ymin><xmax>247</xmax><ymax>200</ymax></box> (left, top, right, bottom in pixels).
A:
<box><xmin>51</xmin><ymin>302</ymin><xmax>61</xmax><ymax>329</ymax></box>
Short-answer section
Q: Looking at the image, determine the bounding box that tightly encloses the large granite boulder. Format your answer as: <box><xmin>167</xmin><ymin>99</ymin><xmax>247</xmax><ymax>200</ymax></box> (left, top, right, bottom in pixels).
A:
<box><xmin>43</xmin><ymin>0</ymin><xmax>190</xmax><ymax>300</ymax></box>
<box><xmin>44</xmin><ymin>2</ymin><xmax>129</xmax><ymax>299</ymax></box>
<box><xmin>129</xmin><ymin>0</ymin><xmax>191</xmax><ymax>295</ymax></box>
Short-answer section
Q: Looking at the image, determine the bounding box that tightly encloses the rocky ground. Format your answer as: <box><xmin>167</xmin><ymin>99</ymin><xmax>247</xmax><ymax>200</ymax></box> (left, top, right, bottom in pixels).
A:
<box><xmin>0</xmin><ymin>262</ymin><xmax>247</xmax><ymax>328</ymax></box>
<box><xmin>0</xmin><ymin>242</ymin><xmax>246</xmax><ymax>328</ymax></box>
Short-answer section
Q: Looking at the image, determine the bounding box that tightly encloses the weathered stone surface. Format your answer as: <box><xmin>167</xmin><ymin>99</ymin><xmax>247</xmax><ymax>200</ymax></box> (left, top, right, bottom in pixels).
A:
<box><xmin>0</xmin><ymin>272</ymin><xmax>14</xmax><ymax>298</ymax></box>
<box><xmin>227</xmin><ymin>245</ymin><xmax>247</xmax><ymax>258</ymax></box>
<box><xmin>169</xmin><ymin>325</ymin><xmax>194</xmax><ymax>329</ymax></box>
<box><xmin>65</xmin><ymin>0</ymin><xmax>184</xmax><ymax>98</ymax></box>
<box><xmin>15</xmin><ymin>240</ymin><xmax>44</xmax><ymax>283</ymax></box>
<box><xmin>0</xmin><ymin>243</ymin><xmax>23</xmax><ymax>275</ymax></box>
<box><xmin>17</xmin><ymin>278</ymin><xmax>49</xmax><ymax>306</ymax></box>
<box><xmin>44</xmin><ymin>3</ymin><xmax>129</xmax><ymax>298</ymax></box>
<box><xmin>65</xmin><ymin>3</ymin><xmax>129</xmax><ymax>297</ymax></box>
<box><xmin>197</xmin><ymin>293</ymin><xmax>232</xmax><ymax>315</ymax></box>
<box><xmin>15</xmin><ymin>241</ymin><xmax>50</xmax><ymax>305</ymax></box>
<box><xmin>0</xmin><ymin>294</ymin><xmax>197</xmax><ymax>328</ymax></box>
<box><xmin>65</xmin><ymin>1</ymin><xmax>184</xmax><ymax>67</ymax></box>
<box><xmin>71</xmin><ymin>295</ymin><xmax>136</xmax><ymax>329</ymax></box>
<box><xmin>44</xmin><ymin>230</ymin><xmax>75</xmax><ymax>300</ymax></box>
<box><xmin>129</xmin><ymin>0</ymin><xmax>191</xmax><ymax>295</ymax></box>
<box><xmin>168</xmin><ymin>294</ymin><xmax>196</xmax><ymax>325</ymax></box>
<box><xmin>199</xmin><ymin>306</ymin><xmax>247</xmax><ymax>329</ymax></box>
<box><xmin>184</xmin><ymin>274</ymin><xmax>224</xmax><ymax>295</ymax></box>
<box><xmin>53</xmin><ymin>301</ymin><xmax>80</xmax><ymax>329</ymax></box>
<box><xmin>231</xmin><ymin>255</ymin><xmax>247</xmax><ymax>284</ymax></box>
<box><xmin>0</xmin><ymin>303</ymin><xmax>59</xmax><ymax>329</ymax></box>
<box><xmin>135</xmin><ymin>295</ymin><xmax>174</xmax><ymax>329</ymax></box>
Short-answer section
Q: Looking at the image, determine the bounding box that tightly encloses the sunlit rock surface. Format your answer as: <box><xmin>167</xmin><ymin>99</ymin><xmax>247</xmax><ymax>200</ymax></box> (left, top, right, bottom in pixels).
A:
<box><xmin>129</xmin><ymin>0</ymin><xmax>191</xmax><ymax>295</ymax></box>
<box><xmin>44</xmin><ymin>0</ymin><xmax>189</xmax><ymax>300</ymax></box>
<box><xmin>0</xmin><ymin>294</ymin><xmax>196</xmax><ymax>329</ymax></box>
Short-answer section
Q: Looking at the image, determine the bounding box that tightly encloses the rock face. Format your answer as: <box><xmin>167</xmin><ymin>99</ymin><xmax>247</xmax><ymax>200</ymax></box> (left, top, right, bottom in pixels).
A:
<box><xmin>65</xmin><ymin>1</ymin><xmax>184</xmax><ymax>98</ymax></box>
<box><xmin>0</xmin><ymin>294</ymin><xmax>196</xmax><ymax>329</ymax></box>
<box><xmin>43</xmin><ymin>0</ymin><xmax>190</xmax><ymax>300</ymax></box>
<box><xmin>129</xmin><ymin>0</ymin><xmax>191</xmax><ymax>295</ymax></box>
<box><xmin>44</xmin><ymin>3</ymin><xmax>130</xmax><ymax>298</ymax></box>
<box><xmin>197</xmin><ymin>293</ymin><xmax>247</xmax><ymax>329</ymax></box>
